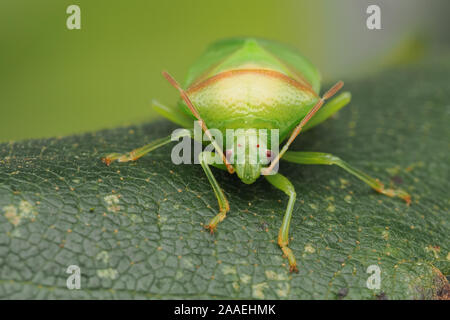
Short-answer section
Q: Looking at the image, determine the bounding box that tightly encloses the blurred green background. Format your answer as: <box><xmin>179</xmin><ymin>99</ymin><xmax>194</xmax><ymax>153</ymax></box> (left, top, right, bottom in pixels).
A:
<box><xmin>1</xmin><ymin>0</ymin><xmax>449</xmax><ymax>142</ymax></box>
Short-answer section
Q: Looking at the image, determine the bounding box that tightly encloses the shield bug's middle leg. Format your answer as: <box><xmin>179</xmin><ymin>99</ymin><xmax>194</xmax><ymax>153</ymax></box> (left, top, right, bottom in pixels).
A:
<box><xmin>198</xmin><ymin>151</ymin><xmax>230</xmax><ymax>234</ymax></box>
<box><xmin>102</xmin><ymin>130</ymin><xmax>192</xmax><ymax>166</ymax></box>
<box><xmin>265</xmin><ymin>173</ymin><xmax>298</xmax><ymax>273</ymax></box>
<box><xmin>282</xmin><ymin>151</ymin><xmax>411</xmax><ymax>204</ymax></box>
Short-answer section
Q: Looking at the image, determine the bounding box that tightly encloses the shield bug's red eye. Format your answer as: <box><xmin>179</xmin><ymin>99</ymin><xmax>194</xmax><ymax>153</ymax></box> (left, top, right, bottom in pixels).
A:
<box><xmin>266</xmin><ymin>150</ymin><xmax>272</xmax><ymax>158</ymax></box>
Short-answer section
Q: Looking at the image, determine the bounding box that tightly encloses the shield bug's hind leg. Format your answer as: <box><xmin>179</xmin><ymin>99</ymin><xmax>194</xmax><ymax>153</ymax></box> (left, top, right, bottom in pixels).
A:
<box><xmin>102</xmin><ymin>130</ymin><xmax>192</xmax><ymax>166</ymax></box>
<box><xmin>265</xmin><ymin>173</ymin><xmax>298</xmax><ymax>273</ymax></box>
<box><xmin>199</xmin><ymin>151</ymin><xmax>230</xmax><ymax>233</ymax></box>
<box><xmin>152</xmin><ymin>99</ymin><xmax>194</xmax><ymax>129</ymax></box>
<box><xmin>302</xmin><ymin>92</ymin><xmax>351</xmax><ymax>132</ymax></box>
<box><xmin>282</xmin><ymin>151</ymin><xmax>411</xmax><ymax>204</ymax></box>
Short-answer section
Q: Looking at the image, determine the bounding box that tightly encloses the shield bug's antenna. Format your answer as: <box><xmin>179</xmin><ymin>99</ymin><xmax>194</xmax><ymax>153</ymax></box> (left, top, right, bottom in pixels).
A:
<box><xmin>262</xmin><ymin>81</ymin><xmax>344</xmax><ymax>175</ymax></box>
<box><xmin>162</xmin><ymin>71</ymin><xmax>235</xmax><ymax>174</ymax></box>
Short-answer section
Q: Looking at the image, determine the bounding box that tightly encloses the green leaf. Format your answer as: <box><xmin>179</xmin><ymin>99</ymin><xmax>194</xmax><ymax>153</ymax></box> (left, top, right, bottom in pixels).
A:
<box><xmin>1</xmin><ymin>57</ymin><xmax>449</xmax><ymax>300</ymax></box>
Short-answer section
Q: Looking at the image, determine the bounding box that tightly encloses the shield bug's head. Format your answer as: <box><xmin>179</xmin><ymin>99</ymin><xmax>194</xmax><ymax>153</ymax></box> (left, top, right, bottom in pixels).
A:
<box><xmin>227</xmin><ymin>129</ymin><xmax>272</xmax><ymax>184</ymax></box>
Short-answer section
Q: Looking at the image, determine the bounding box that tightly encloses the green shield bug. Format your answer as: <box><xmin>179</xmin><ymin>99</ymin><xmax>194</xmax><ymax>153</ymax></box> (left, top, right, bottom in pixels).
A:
<box><xmin>102</xmin><ymin>38</ymin><xmax>410</xmax><ymax>273</ymax></box>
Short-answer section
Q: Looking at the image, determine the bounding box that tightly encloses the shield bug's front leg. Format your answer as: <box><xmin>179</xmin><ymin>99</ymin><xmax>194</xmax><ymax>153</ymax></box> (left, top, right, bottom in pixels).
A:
<box><xmin>102</xmin><ymin>130</ymin><xmax>192</xmax><ymax>165</ymax></box>
<box><xmin>265</xmin><ymin>173</ymin><xmax>298</xmax><ymax>273</ymax></box>
<box><xmin>282</xmin><ymin>151</ymin><xmax>411</xmax><ymax>204</ymax></box>
<box><xmin>198</xmin><ymin>151</ymin><xmax>230</xmax><ymax>234</ymax></box>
